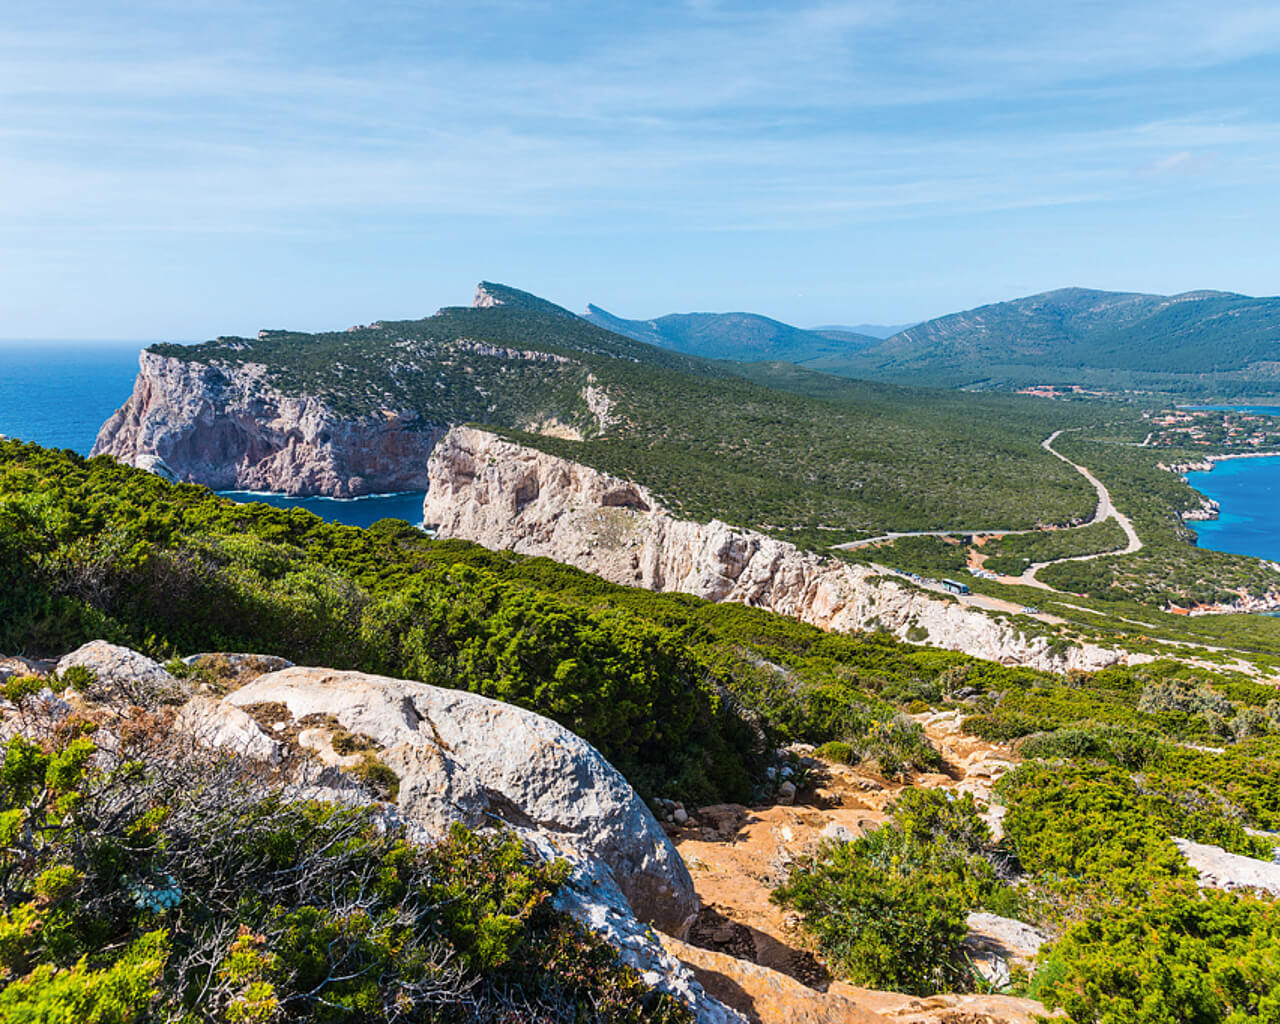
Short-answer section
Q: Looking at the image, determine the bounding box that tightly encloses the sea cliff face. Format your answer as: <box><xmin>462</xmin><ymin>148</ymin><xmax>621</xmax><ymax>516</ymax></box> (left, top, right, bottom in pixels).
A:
<box><xmin>92</xmin><ymin>351</ymin><xmax>442</xmax><ymax>496</ymax></box>
<box><xmin>423</xmin><ymin>427</ymin><xmax>1143</xmax><ymax>673</ymax></box>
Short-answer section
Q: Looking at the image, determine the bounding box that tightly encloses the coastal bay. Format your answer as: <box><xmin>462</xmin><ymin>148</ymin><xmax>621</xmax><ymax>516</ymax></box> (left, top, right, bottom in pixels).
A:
<box><xmin>1185</xmin><ymin>454</ymin><xmax>1280</xmax><ymax>563</ymax></box>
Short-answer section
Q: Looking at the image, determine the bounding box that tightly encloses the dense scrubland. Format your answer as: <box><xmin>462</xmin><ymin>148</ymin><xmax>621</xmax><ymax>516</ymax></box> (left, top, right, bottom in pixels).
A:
<box><xmin>5</xmin><ymin>439</ymin><xmax>1280</xmax><ymax>1021</ymax></box>
<box><xmin>150</xmin><ymin>284</ymin><xmax>1103</xmax><ymax>535</ymax></box>
<box><xmin>816</xmin><ymin>286</ymin><xmax>1280</xmax><ymax>397</ymax></box>
<box><xmin>776</xmin><ymin>662</ymin><xmax>1280</xmax><ymax>1021</ymax></box>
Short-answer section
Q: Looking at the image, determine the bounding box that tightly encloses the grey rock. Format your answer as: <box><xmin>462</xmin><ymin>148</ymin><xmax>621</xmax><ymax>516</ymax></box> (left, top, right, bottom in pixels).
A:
<box><xmin>56</xmin><ymin>641</ymin><xmax>190</xmax><ymax>707</ymax></box>
<box><xmin>174</xmin><ymin>696</ymin><xmax>280</xmax><ymax>763</ymax></box>
<box><xmin>963</xmin><ymin>912</ymin><xmax>1049</xmax><ymax>990</ymax></box>
<box><xmin>821</xmin><ymin>821</ymin><xmax>857</xmax><ymax>843</ymax></box>
<box><xmin>227</xmin><ymin>666</ymin><xmax>698</xmax><ymax>936</ymax></box>
<box><xmin>0</xmin><ymin>656</ymin><xmax>54</xmax><ymax>682</ymax></box>
<box><xmin>776</xmin><ymin>780</ymin><xmax>797</xmax><ymax>806</ymax></box>
<box><xmin>1174</xmin><ymin>836</ymin><xmax>1280</xmax><ymax>895</ymax></box>
<box><xmin>181</xmin><ymin>652</ymin><xmax>294</xmax><ymax>672</ymax></box>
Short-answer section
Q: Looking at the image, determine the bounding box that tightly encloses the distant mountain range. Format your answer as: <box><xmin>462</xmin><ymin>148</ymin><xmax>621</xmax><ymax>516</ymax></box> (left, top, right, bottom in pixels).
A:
<box><xmin>810</xmin><ymin>323</ymin><xmax>916</xmax><ymax>339</ymax></box>
<box><xmin>581</xmin><ymin>305</ymin><xmax>881</xmax><ymax>364</ymax></box>
<box><xmin>588</xmin><ymin>288</ymin><xmax>1280</xmax><ymax>397</ymax></box>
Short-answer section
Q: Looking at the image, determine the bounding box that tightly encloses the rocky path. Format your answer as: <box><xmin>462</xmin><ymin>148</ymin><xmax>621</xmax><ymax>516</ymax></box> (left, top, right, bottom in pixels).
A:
<box><xmin>663</xmin><ymin>715</ymin><xmax>1048</xmax><ymax>1024</ymax></box>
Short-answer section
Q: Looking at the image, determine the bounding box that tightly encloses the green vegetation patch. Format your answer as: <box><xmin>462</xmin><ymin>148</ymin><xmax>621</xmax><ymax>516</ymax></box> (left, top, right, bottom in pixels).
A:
<box><xmin>772</xmin><ymin>789</ymin><xmax>1014</xmax><ymax>995</ymax></box>
<box><xmin>997</xmin><ymin>762</ymin><xmax>1280</xmax><ymax>1023</ymax></box>
<box><xmin>0</xmin><ymin>728</ymin><xmax>692</xmax><ymax>1023</ymax></box>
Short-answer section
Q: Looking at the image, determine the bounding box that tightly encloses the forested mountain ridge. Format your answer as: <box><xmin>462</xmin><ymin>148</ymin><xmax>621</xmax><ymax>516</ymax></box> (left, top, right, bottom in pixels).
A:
<box><xmin>96</xmin><ymin>281</ymin><xmax>1105</xmax><ymax>535</ymax></box>
<box><xmin>582</xmin><ymin>303</ymin><xmax>881</xmax><ymax>363</ymax></box>
<box><xmin>819</xmin><ymin>287</ymin><xmax>1280</xmax><ymax>395</ymax></box>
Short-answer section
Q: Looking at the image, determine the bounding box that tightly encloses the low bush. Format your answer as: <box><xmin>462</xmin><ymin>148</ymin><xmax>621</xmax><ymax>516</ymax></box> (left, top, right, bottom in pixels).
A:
<box><xmin>1014</xmin><ymin>725</ymin><xmax>1158</xmax><ymax>769</ymax></box>
<box><xmin>0</xmin><ymin>727</ymin><xmax>694</xmax><ymax>1023</ymax></box>
<box><xmin>772</xmin><ymin>790</ymin><xmax>1010</xmax><ymax>995</ymax></box>
<box><xmin>814</xmin><ymin>740</ymin><xmax>857</xmax><ymax>765</ymax></box>
<box><xmin>1033</xmin><ymin>889</ymin><xmax>1280</xmax><ymax>1024</ymax></box>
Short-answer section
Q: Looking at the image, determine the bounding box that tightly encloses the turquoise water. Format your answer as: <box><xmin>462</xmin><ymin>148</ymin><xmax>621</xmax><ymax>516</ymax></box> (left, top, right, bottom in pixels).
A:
<box><xmin>1179</xmin><ymin>405</ymin><xmax>1280</xmax><ymax>414</ymax></box>
<box><xmin>0</xmin><ymin>340</ymin><xmax>427</xmax><ymax>528</ymax></box>
<box><xmin>1184</xmin><ymin>455</ymin><xmax>1280</xmax><ymax>562</ymax></box>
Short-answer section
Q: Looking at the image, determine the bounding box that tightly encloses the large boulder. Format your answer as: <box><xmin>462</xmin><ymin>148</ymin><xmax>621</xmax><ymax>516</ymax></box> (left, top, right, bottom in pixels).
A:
<box><xmin>56</xmin><ymin>641</ymin><xmax>190</xmax><ymax>707</ymax></box>
<box><xmin>226</xmin><ymin>666</ymin><xmax>699</xmax><ymax>937</ymax></box>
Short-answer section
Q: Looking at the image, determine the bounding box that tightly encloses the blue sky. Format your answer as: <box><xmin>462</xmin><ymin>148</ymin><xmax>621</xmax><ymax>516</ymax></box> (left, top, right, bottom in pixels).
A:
<box><xmin>3</xmin><ymin>0</ymin><xmax>1279</xmax><ymax>339</ymax></box>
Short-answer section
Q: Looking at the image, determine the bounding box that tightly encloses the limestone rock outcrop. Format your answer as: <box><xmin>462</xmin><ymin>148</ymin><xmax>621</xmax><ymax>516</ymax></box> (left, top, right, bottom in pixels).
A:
<box><xmin>1174</xmin><ymin>836</ymin><xmax>1280</xmax><ymax>895</ymax></box>
<box><xmin>225</xmin><ymin>666</ymin><xmax>698</xmax><ymax>937</ymax></box>
<box><xmin>423</xmin><ymin>427</ymin><xmax>1141</xmax><ymax>673</ymax></box>
<box><xmin>56</xmin><ymin>640</ymin><xmax>191</xmax><ymax>707</ymax></box>
<box><xmin>92</xmin><ymin>351</ymin><xmax>442</xmax><ymax>496</ymax></box>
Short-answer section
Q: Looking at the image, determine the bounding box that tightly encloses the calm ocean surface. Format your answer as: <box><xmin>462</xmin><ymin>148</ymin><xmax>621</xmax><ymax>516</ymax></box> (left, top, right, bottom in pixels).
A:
<box><xmin>1184</xmin><ymin>455</ymin><xmax>1280</xmax><ymax>564</ymax></box>
<box><xmin>0</xmin><ymin>340</ymin><xmax>427</xmax><ymax>528</ymax></box>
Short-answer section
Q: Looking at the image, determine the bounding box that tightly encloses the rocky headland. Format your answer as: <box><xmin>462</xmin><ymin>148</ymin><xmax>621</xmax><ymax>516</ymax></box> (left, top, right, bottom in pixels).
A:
<box><xmin>422</xmin><ymin>426</ymin><xmax>1148</xmax><ymax>674</ymax></box>
<box><xmin>92</xmin><ymin>351</ymin><xmax>443</xmax><ymax>496</ymax></box>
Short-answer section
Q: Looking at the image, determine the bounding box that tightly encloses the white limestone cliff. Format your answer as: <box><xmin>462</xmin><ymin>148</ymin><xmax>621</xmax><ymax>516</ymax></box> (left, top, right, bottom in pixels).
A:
<box><xmin>92</xmin><ymin>351</ymin><xmax>442</xmax><ymax>496</ymax></box>
<box><xmin>423</xmin><ymin>427</ymin><xmax>1145</xmax><ymax>673</ymax></box>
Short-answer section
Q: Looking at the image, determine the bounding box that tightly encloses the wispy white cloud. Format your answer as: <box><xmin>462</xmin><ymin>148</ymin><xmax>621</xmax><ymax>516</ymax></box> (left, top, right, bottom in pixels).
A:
<box><xmin>2</xmin><ymin>1</ymin><xmax>1279</xmax><ymax>332</ymax></box>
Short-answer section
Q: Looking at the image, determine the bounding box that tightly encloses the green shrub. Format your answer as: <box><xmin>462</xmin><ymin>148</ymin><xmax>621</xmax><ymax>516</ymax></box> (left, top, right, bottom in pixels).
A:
<box><xmin>814</xmin><ymin>740</ymin><xmax>857</xmax><ymax>765</ymax></box>
<box><xmin>1015</xmin><ymin>725</ymin><xmax>1158</xmax><ymax>769</ymax></box>
<box><xmin>349</xmin><ymin>751</ymin><xmax>399</xmax><ymax>801</ymax></box>
<box><xmin>1034</xmin><ymin>889</ymin><xmax>1280</xmax><ymax>1024</ymax></box>
<box><xmin>999</xmin><ymin>762</ymin><xmax>1190</xmax><ymax>905</ymax></box>
<box><xmin>2</xmin><ymin>675</ymin><xmax>43</xmax><ymax>705</ymax></box>
<box><xmin>772</xmin><ymin>790</ymin><xmax>1008</xmax><ymax>995</ymax></box>
<box><xmin>1138</xmin><ymin>677</ymin><xmax>1232</xmax><ymax>718</ymax></box>
<box><xmin>56</xmin><ymin>664</ymin><xmax>96</xmax><ymax>692</ymax></box>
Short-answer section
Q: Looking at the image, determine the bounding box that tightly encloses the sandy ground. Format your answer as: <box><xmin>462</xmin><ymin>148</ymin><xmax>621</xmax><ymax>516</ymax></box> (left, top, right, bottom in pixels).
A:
<box><xmin>663</xmin><ymin>714</ymin><xmax>1049</xmax><ymax>1023</ymax></box>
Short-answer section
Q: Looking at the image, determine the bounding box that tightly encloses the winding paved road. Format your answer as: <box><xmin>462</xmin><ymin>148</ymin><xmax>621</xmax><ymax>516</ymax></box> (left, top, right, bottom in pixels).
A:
<box><xmin>836</xmin><ymin>429</ymin><xmax>1142</xmax><ymax>593</ymax></box>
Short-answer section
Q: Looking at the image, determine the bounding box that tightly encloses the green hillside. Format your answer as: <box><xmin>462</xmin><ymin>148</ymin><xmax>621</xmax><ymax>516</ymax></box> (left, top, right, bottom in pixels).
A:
<box><xmin>582</xmin><ymin>303</ymin><xmax>881</xmax><ymax>363</ymax></box>
<box><xmin>814</xmin><ymin>287</ymin><xmax>1280</xmax><ymax>396</ymax></box>
<box><xmin>6</xmin><ymin>439</ymin><xmax>1280</xmax><ymax>1023</ymax></box>
<box><xmin>149</xmin><ymin>283</ymin><xmax>1106</xmax><ymax>535</ymax></box>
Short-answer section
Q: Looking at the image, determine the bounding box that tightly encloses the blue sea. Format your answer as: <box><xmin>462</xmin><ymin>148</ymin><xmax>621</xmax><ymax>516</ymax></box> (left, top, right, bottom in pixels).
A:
<box><xmin>1179</xmin><ymin>404</ymin><xmax>1280</xmax><ymax>415</ymax></box>
<box><xmin>1184</xmin><ymin>455</ymin><xmax>1280</xmax><ymax>564</ymax></box>
<box><xmin>0</xmin><ymin>340</ymin><xmax>427</xmax><ymax>529</ymax></box>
